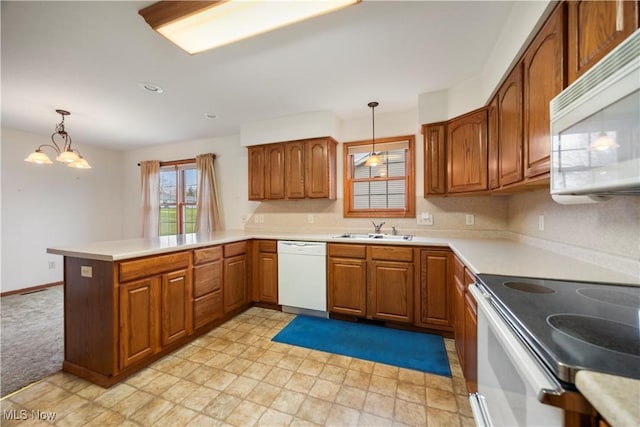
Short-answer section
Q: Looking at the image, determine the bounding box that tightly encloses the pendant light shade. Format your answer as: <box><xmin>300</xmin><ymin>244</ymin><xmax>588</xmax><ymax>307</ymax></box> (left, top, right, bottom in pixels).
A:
<box><xmin>24</xmin><ymin>109</ymin><xmax>91</xmax><ymax>169</ymax></box>
<box><xmin>363</xmin><ymin>101</ymin><xmax>382</xmax><ymax>167</ymax></box>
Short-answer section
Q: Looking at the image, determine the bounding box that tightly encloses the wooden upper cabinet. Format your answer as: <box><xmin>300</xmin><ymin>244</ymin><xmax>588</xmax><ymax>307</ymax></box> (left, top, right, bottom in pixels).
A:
<box><xmin>487</xmin><ymin>96</ymin><xmax>500</xmax><ymax>190</ymax></box>
<box><xmin>568</xmin><ymin>0</ymin><xmax>639</xmax><ymax>84</ymax></box>
<box><xmin>305</xmin><ymin>138</ymin><xmax>337</xmax><ymax>199</ymax></box>
<box><xmin>265</xmin><ymin>144</ymin><xmax>285</xmax><ymax>199</ymax></box>
<box><xmin>285</xmin><ymin>141</ymin><xmax>305</xmax><ymax>199</ymax></box>
<box><xmin>248</xmin><ymin>146</ymin><xmax>265</xmax><ymax>201</ymax></box>
<box><xmin>447</xmin><ymin>108</ymin><xmax>488</xmax><ymax>193</ymax></box>
<box><xmin>524</xmin><ymin>3</ymin><xmax>566</xmax><ymax>179</ymax></box>
<box><xmin>247</xmin><ymin>137</ymin><xmax>336</xmax><ymax>200</ymax></box>
<box><xmin>422</xmin><ymin>123</ymin><xmax>447</xmax><ymax>196</ymax></box>
<box><xmin>498</xmin><ymin>64</ymin><xmax>524</xmax><ymax>187</ymax></box>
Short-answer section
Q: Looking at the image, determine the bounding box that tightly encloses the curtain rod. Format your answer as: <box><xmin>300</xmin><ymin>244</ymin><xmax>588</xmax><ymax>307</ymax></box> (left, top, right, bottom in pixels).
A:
<box><xmin>137</xmin><ymin>153</ymin><xmax>216</xmax><ymax>166</ymax></box>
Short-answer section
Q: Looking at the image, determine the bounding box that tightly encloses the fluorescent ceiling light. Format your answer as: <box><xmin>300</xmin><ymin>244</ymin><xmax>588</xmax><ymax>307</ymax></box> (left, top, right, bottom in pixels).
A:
<box><xmin>140</xmin><ymin>0</ymin><xmax>360</xmax><ymax>54</ymax></box>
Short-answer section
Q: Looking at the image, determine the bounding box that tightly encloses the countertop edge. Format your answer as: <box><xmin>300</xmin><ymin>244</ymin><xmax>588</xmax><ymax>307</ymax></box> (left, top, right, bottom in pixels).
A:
<box><xmin>575</xmin><ymin>371</ymin><xmax>640</xmax><ymax>427</ymax></box>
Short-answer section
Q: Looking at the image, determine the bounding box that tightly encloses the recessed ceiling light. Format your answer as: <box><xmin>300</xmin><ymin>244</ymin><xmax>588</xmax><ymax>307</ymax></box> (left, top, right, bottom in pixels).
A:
<box><xmin>203</xmin><ymin>112</ymin><xmax>217</xmax><ymax>119</ymax></box>
<box><xmin>139</xmin><ymin>82</ymin><xmax>164</xmax><ymax>93</ymax></box>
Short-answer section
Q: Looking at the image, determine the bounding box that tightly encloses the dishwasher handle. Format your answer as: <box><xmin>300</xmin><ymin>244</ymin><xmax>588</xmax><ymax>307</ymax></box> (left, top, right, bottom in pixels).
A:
<box><xmin>277</xmin><ymin>240</ymin><xmax>327</xmax><ymax>256</ymax></box>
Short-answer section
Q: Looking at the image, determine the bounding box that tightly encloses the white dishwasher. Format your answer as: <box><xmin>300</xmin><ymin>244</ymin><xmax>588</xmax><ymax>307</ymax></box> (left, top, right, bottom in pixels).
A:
<box><xmin>277</xmin><ymin>241</ymin><xmax>327</xmax><ymax>317</ymax></box>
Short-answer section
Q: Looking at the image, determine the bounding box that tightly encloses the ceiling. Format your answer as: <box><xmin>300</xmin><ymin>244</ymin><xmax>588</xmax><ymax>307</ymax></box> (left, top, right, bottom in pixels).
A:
<box><xmin>1</xmin><ymin>1</ymin><xmax>515</xmax><ymax>150</ymax></box>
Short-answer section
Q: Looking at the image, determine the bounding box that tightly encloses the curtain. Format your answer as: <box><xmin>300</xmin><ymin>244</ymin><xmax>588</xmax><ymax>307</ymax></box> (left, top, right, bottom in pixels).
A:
<box><xmin>195</xmin><ymin>153</ymin><xmax>223</xmax><ymax>233</ymax></box>
<box><xmin>140</xmin><ymin>160</ymin><xmax>160</xmax><ymax>238</ymax></box>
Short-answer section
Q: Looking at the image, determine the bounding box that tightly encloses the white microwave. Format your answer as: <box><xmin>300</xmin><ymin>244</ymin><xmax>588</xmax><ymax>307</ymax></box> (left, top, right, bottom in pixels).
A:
<box><xmin>550</xmin><ymin>29</ymin><xmax>640</xmax><ymax>196</ymax></box>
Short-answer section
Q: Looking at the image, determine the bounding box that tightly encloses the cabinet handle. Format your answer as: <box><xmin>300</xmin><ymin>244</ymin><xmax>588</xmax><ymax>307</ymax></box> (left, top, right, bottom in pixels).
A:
<box><xmin>616</xmin><ymin>0</ymin><xmax>624</xmax><ymax>32</ymax></box>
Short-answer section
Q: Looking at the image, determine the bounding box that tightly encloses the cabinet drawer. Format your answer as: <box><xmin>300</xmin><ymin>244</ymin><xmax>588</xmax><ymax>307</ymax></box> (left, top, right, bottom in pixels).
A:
<box><xmin>328</xmin><ymin>244</ymin><xmax>366</xmax><ymax>259</ymax></box>
<box><xmin>224</xmin><ymin>241</ymin><xmax>248</xmax><ymax>258</ymax></box>
<box><xmin>119</xmin><ymin>252</ymin><xmax>190</xmax><ymax>283</ymax></box>
<box><xmin>369</xmin><ymin>246</ymin><xmax>413</xmax><ymax>262</ymax></box>
<box><xmin>193</xmin><ymin>246</ymin><xmax>222</xmax><ymax>265</ymax></box>
<box><xmin>257</xmin><ymin>240</ymin><xmax>277</xmax><ymax>253</ymax></box>
<box><xmin>464</xmin><ymin>268</ymin><xmax>476</xmax><ymax>288</ymax></box>
<box><xmin>193</xmin><ymin>261</ymin><xmax>222</xmax><ymax>298</ymax></box>
<box><xmin>194</xmin><ymin>291</ymin><xmax>222</xmax><ymax>329</ymax></box>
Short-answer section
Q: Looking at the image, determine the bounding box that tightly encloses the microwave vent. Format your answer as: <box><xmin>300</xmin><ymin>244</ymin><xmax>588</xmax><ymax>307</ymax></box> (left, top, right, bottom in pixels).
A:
<box><xmin>551</xmin><ymin>29</ymin><xmax>640</xmax><ymax>116</ymax></box>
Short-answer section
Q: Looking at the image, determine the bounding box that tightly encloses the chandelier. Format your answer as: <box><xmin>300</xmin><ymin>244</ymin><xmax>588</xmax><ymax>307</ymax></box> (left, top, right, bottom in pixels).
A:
<box><xmin>24</xmin><ymin>109</ymin><xmax>91</xmax><ymax>169</ymax></box>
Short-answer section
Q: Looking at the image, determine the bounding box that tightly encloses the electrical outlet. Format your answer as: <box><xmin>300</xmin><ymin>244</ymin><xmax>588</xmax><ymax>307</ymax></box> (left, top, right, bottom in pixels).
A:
<box><xmin>258</xmin><ymin>214</ymin><xmax>264</xmax><ymax>224</ymax></box>
<box><xmin>538</xmin><ymin>215</ymin><xmax>545</xmax><ymax>231</ymax></box>
<box><xmin>254</xmin><ymin>215</ymin><xmax>260</xmax><ymax>224</ymax></box>
<box><xmin>465</xmin><ymin>214</ymin><xmax>475</xmax><ymax>226</ymax></box>
<box><xmin>308</xmin><ymin>214</ymin><xmax>314</xmax><ymax>224</ymax></box>
<box><xmin>417</xmin><ymin>212</ymin><xmax>433</xmax><ymax>226</ymax></box>
<box><xmin>81</xmin><ymin>266</ymin><xmax>93</xmax><ymax>278</ymax></box>
<box><xmin>48</xmin><ymin>261</ymin><xmax>55</xmax><ymax>269</ymax></box>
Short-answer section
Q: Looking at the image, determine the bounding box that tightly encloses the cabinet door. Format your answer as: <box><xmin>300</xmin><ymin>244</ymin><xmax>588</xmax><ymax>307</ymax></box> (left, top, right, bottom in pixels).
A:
<box><xmin>524</xmin><ymin>4</ymin><xmax>565</xmax><ymax>179</ymax></box>
<box><xmin>224</xmin><ymin>254</ymin><xmax>249</xmax><ymax>313</ymax></box>
<box><xmin>258</xmin><ymin>252</ymin><xmax>278</xmax><ymax>304</ymax></box>
<box><xmin>568</xmin><ymin>0</ymin><xmax>638</xmax><ymax>84</ymax></box>
<box><xmin>328</xmin><ymin>257</ymin><xmax>367</xmax><ymax>317</ymax></box>
<box><xmin>305</xmin><ymin>138</ymin><xmax>336</xmax><ymax>199</ymax></box>
<box><xmin>498</xmin><ymin>64</ymin><xmax>524</xmax><ymax>186</ymax></box>
<box><xmin>248</xmin><ymin>146</ymin><xmax>265</xmax><ymax>200</ymax></box>
<box><xmin>161</xmin><ymin>269</ymin><xmax>193</xmax><ymax>347</ymax></box>
<box><xmin>487</xmin><ymin>96</ymin><xmax>500</xmax><ymax>190</ymax></box>
<box><xmin>453</xmin><ymin>258</ymin><xmax>465</xmax><ymax>367</ymax></box>
<box><xmin>285</xmin><ymin>141</ymin><xmax>305</xmax><ymax>199</ymax></box>
<box><xmin>447</xmin><ymin>109</ymin><xmax>488</xmax><ymax>193</ymax></box>
<box><xmin>119</xmin><ymin>277</ymin><xmax>160</xmax><ymax>369</ymax></box>
<box><xmin>423</xmin><ymin>123</ymin><xmax>447</xmax><ymax>195</ymax></box>
<box><xmin>464</xmin><ymin>291</ymin><xmax>478</xmax><ymax>393</ymax></box>
<box><xmin>368</xmin><ymin>260</ymin><xmax>414</xmax><ymax>323</ymax></box>
<box><xmin>265</xmin><ymin>144</ymin><xmax>285</xmax><ymax>199</ymax></box>
<box><xmin>417</xmin><ymin>251</ymin><xmax>451</xmax><ymax>329</ymax></box>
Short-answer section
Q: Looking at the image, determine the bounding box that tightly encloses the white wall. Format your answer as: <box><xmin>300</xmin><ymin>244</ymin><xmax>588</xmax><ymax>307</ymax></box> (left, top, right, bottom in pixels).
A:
<box><xmin>1</xmin><ymin>127</ymin><xmax>124</xmax><ymax>293</ymax></box>
<box><xmin>120</xmin><ymin>134</ymin><xmax>256</xmax><ymax>238</ymax></box>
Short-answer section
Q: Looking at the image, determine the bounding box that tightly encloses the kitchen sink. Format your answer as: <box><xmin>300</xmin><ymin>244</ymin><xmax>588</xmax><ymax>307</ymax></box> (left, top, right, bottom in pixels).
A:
<box><xmin>333</xmin><ymin>233</ymin><xmax>413</xmax><ymax>241</ymax></box>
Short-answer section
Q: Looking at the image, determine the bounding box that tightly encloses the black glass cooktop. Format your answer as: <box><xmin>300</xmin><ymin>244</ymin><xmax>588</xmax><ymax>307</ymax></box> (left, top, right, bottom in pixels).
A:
<box><xmin>476</xmin><ymin>274</ymin><xmax>640</xmax><ymax>384</ymax></box>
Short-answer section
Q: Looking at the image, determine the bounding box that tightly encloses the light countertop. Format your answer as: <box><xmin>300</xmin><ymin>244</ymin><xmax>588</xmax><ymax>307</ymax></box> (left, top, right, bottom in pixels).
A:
<box><xmin>575</xmin><ymin>371</ymin><xmax>640</xmax><ymax>427</ymax></box>
<box><xmin>47</xmin><ymin>230</ymin><xmax>639</xmax><ymax>285</ymax></box>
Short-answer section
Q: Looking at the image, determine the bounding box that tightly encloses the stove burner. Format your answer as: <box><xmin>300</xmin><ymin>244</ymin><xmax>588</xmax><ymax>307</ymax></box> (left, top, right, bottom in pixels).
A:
<box><xmin>577</xmin><ymin>288</ymin><xmax>640</xmax><ymax>308</ymax></box>
<box><xmin>503</xmin><ymin>281</ymin><xmax>556</xmax><ymax>294</ymax></box>
<box><xmin>547</xmin><ymin>314</ymin><xmax>640</xmax><ymax>357</ymax></box>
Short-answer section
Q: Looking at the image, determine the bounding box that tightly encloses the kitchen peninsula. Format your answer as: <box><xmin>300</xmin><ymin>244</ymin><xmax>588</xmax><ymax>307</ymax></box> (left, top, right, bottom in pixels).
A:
<box><xmin>48</xmin><ymin>230</ymin><xmax>638</xmax><ymax>388</ymax></box>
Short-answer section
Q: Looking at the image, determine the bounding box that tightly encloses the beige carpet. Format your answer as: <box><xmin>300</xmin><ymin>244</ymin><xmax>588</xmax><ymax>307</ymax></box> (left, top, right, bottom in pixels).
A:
<box><xmin>0</xmin><ymin>285</ymin><xmax>64</xmax><ymax>397</ymax></box>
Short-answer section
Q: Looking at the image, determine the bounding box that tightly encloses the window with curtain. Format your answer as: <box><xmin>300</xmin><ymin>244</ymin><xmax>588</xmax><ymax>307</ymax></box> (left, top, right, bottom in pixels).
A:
<box><xmin>159</xmin><ymin>163</ymin><xmax>197</xmax><ymax>235</ymax></box>
<box><xmin>343</xmin><ymin>135</ymin><xmax>415</xmax><ymax>218</ymax></box>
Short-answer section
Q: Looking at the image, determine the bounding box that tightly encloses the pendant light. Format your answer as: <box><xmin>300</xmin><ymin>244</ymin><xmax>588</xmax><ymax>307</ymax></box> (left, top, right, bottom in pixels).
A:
<box><xmin>25</xmin><ymin>109</ymin><xmax>91</xmax><ymax>169</ymax></box>
<box><xmin>364</xmin><ymin>101</ymin><xmax>382</xmax><ymax>167</ymax></box>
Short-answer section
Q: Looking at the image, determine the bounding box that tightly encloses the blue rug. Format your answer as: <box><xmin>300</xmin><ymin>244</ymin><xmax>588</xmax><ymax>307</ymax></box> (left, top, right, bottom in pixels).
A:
<box><xmin>272</xmin><ymin>316</ymin><xmax>451</xmax><ymax>377</ymax></box>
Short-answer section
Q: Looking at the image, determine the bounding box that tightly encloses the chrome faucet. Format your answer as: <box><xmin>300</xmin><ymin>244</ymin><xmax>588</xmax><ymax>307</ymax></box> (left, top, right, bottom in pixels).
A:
<box><xmin>371</xmin><ymin>221</ymin><xmax>385</xmax><ymax>234</ymax></box>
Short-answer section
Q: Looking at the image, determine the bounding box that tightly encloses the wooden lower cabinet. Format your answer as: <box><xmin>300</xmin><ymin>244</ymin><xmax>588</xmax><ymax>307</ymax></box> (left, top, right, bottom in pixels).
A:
<box><xmin>327</xmin><ymin>244</ymin><xmax>414</xmax><ymax>324</ymax></box>
<box><xmin>368</xmin><ymin>260</ymin><xmax>414</xmax><ymax>323</ymax></box>
<box><xmin>161</xmin><ymin>269</ymin><xmax>193</xmax><ymax>346</ymax></box>
<box><xmin>254</xmin><ymin>240</ymin><xmax>278</xmax><ymax>304</ymax></box>
<box><xmin>119</xmin><ymin>277</ymin><xmax>161</xmax><ymax>369</ymax></box>
<box><xmin>193</xmin><ymin>247</ymin><xmax>223</xmax><ymax>329</ymax></box>
<box><xmin>223</xmin><ymin>241</ymin><xmax>250</xmax><ymax>314</ymax></box>
<box><xmin>453</xmin><ymin>255</ymin><xmax>478</xmax><ymax>393</ymax></box>
<box><xmin>416</xmin><ymin>250</ymin><xmax>452</xmax><ymax>330</ymax></box>
<box><xmin>464</xmin><ymin>291</ymin><xmax>478</xmax><ymax>393</ymax></box>
<box><xmin>328</xmin><ymin>256</ymin><xmax>367</xmax><ymax>317</ymax></box>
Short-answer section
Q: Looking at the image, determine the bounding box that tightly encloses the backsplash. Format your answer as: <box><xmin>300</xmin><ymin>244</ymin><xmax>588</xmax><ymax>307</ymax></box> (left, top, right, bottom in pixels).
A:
<box><xmin>244</xmin><ymin>195</ymin><xmax>509</xmax><ymax>236</ymax></box>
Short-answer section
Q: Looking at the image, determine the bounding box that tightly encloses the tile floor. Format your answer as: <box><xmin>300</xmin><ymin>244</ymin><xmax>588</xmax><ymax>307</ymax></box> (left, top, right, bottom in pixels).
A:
<box><xmin>0</xmin><ymin>307</ymin><xmax>474</xmax><ymax>426</ymax></box>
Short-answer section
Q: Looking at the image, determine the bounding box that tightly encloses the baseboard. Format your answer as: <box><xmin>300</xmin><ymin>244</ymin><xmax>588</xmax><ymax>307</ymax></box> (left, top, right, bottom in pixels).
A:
<box><xmin>0</xmin><ymin>281</ymin><xmax>63</xmax><ymax>297</ymax></box>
